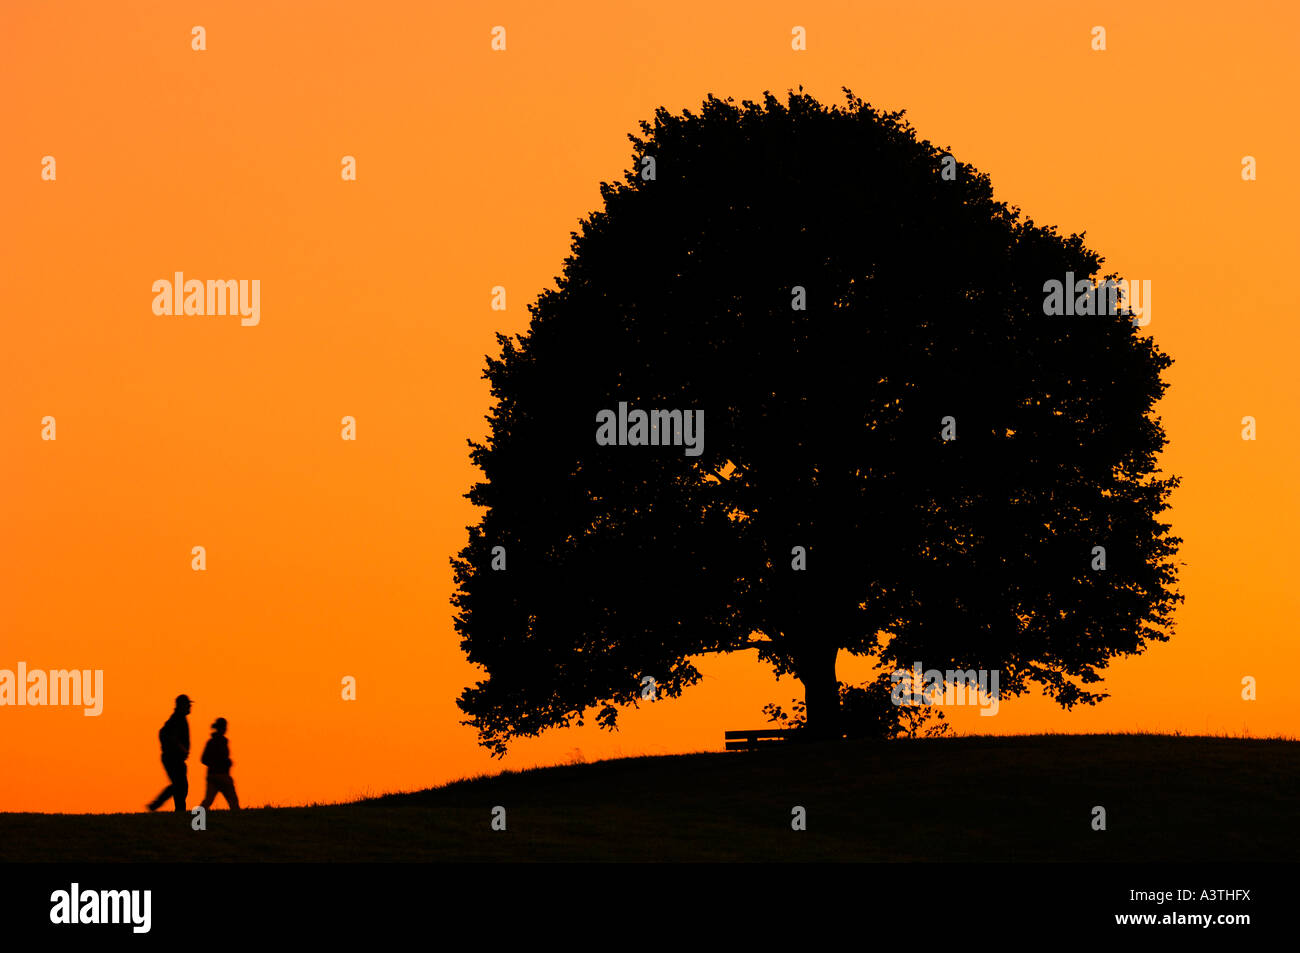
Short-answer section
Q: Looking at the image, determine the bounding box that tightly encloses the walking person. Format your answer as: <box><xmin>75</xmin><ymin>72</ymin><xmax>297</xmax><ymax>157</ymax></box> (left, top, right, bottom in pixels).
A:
<box><xmin>199</xmin><ymin>717</ymin><xmax>241</xmax><ymax>810</ymax></box>
<box><xmin>146</xmin><ymin>694</ymin><xmax>192</xmax><ymax>812</ymax></box>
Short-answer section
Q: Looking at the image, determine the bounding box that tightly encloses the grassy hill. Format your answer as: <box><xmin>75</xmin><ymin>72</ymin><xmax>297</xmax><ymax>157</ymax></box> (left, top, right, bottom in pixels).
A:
<box><xmin>1</xmin><ymin>734</ymin><xmax>1294</xmax><ymax>862</ymax></box>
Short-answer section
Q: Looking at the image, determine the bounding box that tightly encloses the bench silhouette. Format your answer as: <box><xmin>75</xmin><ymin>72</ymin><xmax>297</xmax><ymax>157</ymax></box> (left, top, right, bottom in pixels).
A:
<box><xmin>724</xmin><ymin>729</ymin><xmax>792</xmax><ymax>751</ymax></box>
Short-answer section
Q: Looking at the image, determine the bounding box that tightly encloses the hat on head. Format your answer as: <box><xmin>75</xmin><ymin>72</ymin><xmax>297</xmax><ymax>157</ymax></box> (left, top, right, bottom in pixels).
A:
<box><xmin>212</xmin><ymin>717</ymin><xmax>227</xmax><ymax>731</ymax></box>
<box><xmin>176</xmin><ymin>694</ymin><xmax>192</xmax><ymax>706</ymax></box>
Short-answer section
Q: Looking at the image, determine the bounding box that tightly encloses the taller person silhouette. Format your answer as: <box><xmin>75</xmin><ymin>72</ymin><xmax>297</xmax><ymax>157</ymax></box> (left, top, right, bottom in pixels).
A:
<box><xmin>146</xmin><ymin>694</ymin><xmax>192</xmax><ymax>812</ymax></box>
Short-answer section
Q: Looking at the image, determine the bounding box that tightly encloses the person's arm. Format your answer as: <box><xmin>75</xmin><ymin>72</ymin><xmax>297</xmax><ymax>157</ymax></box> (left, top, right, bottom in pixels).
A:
<box><xmin>162</xmin><ymin>718</ymin><xmax>181</xmax><ymax>757</ymax></box>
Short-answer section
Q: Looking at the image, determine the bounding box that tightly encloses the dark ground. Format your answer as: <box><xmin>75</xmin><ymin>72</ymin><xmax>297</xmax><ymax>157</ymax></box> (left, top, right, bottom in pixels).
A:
<box><xmin>0</xmin><ymin>734</ymin><xmax>1293</xmax><ymax>862</ymax></box>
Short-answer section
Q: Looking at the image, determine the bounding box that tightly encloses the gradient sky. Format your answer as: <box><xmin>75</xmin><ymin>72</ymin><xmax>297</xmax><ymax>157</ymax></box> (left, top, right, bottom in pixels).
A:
<box><xmin>2</xmin><ymin>0</ymin><xmax>1297</xmax><ymax>813</ymax></box>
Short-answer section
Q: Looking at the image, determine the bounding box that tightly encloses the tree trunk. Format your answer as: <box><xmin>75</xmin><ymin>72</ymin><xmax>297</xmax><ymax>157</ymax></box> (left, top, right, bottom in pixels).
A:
<box><xmin>799</xmin><ymin>645</ymin><xmax>841</xmax><ymax>741</ymax></box>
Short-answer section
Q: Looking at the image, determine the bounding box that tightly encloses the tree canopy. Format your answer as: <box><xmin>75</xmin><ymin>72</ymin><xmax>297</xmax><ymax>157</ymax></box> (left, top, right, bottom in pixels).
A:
<box><xmin>453</xmin><ymin>89</ymin><xmax>1181</xmax><ymax>754</ymax></box>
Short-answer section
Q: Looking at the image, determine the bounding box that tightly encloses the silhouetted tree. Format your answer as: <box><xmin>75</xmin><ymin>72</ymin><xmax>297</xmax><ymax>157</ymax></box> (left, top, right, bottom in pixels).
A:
<box><xmin>454</xmin><ymin>89</ymin><xmax>1181</xmax><ymax>754</ymax></box>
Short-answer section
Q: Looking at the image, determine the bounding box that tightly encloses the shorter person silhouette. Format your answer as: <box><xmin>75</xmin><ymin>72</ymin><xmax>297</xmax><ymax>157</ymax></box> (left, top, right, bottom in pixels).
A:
<box><xmin>199</xmin><ymin>717</ymin><xmax>241</xmax><ymax>811</ymax></box>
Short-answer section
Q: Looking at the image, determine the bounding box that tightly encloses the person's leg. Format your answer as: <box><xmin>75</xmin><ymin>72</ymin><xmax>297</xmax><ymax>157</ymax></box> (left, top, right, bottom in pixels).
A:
<box><xmin>166</xmin><ymin>760</ymin><xmax>188</xmax><ymax>812</ymax></box>
<box><xmin>147</xmin><ymin>784</ymin><xmax>172</xmax><ymax>811</ymax></box>
<box><xmin>200</xmin><ymin>776</ymin><xmax>218</xmax><ymax>809</ymax></box>
<box><xmin>222</xmin><ymin>776</ymin><xmax>240</xmax><ymax>810</ymax></box>
<box><xmin>148</xmin><ymin>758</ymin><xmax>174</xmax><ymax>811</ymax></box>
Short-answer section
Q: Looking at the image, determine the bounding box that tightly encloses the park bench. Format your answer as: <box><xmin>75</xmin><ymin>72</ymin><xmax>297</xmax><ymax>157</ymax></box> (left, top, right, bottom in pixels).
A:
<box><xmin>724</xmin><ymin>729</ymin><xmax>792</xmax><ymax>751</ymax></box>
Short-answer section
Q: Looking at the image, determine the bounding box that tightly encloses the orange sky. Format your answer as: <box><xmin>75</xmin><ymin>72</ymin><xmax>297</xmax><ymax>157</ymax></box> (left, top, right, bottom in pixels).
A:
<box><xmin>2</xmin><ymin>1</ymin><xmax>1297</xmax><ymax>813</ymax></box>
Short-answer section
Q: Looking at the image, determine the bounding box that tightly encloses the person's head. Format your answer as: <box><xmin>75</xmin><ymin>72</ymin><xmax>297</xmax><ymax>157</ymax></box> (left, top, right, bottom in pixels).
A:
<box><xmin>211</xmin><ymin>717</ymin><xmax>227</xmax><ymax>736</ymax></box>
<box><xmin>175</xmin><ymin>694</ymin><xmax>192</xmax><ymax>715</ymax></box>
